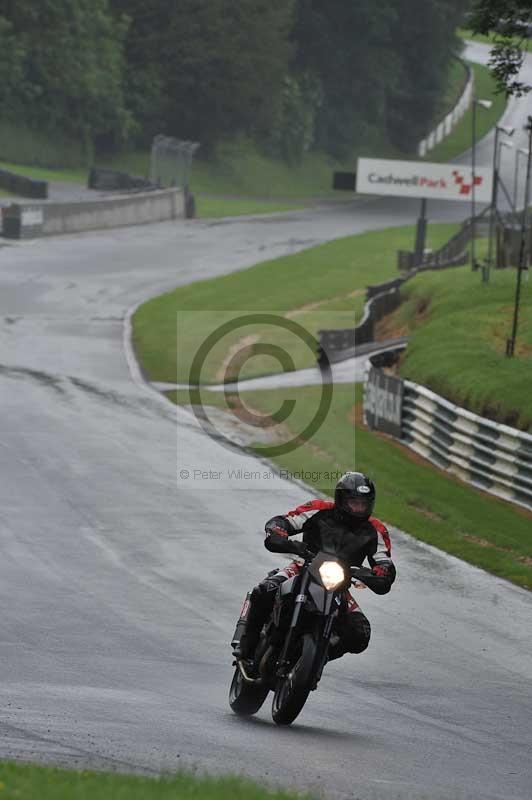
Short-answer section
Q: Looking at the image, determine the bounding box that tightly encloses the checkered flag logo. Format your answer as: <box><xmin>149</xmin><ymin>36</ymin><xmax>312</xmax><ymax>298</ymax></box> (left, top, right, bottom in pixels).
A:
<box><xmin>452</xmin><ymin>169</ymin><xmax>483</xmax><ymax>195</ymax></box>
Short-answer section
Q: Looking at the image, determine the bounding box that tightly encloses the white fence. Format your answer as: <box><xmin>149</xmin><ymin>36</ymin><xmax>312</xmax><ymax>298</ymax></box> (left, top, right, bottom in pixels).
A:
<box><xmin>401</xmin><ymin>380</ymin><xmax>532</xmax><ymax>510</ymax></box>
<box><xmin>418</xmin><ymin>62</ymin><xmax>473</xmax><ymax>158</ymax></box>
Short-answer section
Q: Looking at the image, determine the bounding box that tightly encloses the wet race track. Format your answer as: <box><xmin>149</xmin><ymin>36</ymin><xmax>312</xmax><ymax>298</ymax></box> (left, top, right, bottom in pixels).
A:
<box><xmin>1</xmin><ymin>42</ymin><xmax>532</xmax><ymax>800</ymax></box>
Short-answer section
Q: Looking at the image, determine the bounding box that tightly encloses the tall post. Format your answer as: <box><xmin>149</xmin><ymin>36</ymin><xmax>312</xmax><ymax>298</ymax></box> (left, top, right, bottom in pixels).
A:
<box><xmin>414</xmin><ymin>198</ymin><xmax>427</xmax><ymax>267</ymax></box>
<box><xmin>513</xmin><ymin>149</ymin><xmax>526</xmax><ymax>211</ymax></box>
<box><xmin>507</xmin><ymin>116</ymin><xmax>532</xmax><ymax>358</ymax></box>
<box><xmin>484</xmin><ymin>126</ymin><xmax>500</xmax><ymax>283</ymax></box>
<box><xmin>471</xmin><ymin>102</ymin><xmax>477</xmax><ymax>271</ymax></box>
<box><xmin>470</xmin><ymin>99</ymin><xmax>493</xmax><ymax>272</ymax></box>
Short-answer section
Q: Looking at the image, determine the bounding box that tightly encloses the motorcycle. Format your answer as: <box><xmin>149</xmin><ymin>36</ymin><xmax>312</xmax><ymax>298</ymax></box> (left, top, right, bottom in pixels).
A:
<box><xmin>229</xmin><ymin>550</ymin><xmax>372</xmax><ymax>726</ymax></box>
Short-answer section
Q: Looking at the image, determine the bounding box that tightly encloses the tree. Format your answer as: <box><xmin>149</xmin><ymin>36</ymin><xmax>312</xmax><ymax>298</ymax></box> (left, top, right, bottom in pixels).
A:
<box><xmin>292</xmin><ymin>0</ymin><xmax>465</xmax><ymax>157</ymax></box>
<box><xmin>0</xmin><ymin>0</ymin><xmax>132</xmax><ymax>157</ymax></box>
<box><xmin>111</xmin><ymin>0</ymin><xmax>294</xmax><ymax>149</ymax></box>
<box><xmin>292</xmin><ymin>0</ymin><xmax>399</xmax><ymax>158</ymax></box>
<box><xmin>385</xmin><ymin>0</ymin><xmax>465</xmax><ymax>151</ymax></box>
<box><xmin>0</xmin><ymin>16</ymin><xmax>25</xmax><ymax>113</ymax></box>
<box><xmin>469</xmin><ymin>0</ymin><xmax>532</xmax><ymax>96</ymax></box>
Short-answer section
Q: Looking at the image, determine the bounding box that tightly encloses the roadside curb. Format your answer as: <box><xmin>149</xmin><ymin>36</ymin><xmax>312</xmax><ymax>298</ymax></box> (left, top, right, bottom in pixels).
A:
<box><xmin>122</xmin><ymin>299</ymin><xmax>178</xmax><ymax>413</ymax></box>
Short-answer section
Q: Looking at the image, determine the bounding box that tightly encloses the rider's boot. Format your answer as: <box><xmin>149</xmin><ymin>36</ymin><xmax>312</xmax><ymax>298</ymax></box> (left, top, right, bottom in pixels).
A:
<box><xmin>326</xmin><ymin>634</ymin><xmax>345</xmax><ymax>662</ymax></box>
<box><xmin>232</xmin><ymin>596</ymin><xmax>268</xmax><ymax>663</ymax></box>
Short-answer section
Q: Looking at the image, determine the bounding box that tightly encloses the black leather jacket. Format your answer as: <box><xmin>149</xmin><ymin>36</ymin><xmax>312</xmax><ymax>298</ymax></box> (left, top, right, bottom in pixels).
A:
<box><xmin>265</xmin><ymin>499</ymin><xmax>396</xmax><ymax>595</ymax></box>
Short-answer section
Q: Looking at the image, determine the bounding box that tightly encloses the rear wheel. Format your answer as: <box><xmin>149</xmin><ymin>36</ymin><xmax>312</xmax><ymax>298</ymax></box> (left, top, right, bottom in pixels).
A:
<box><xmin>271</xmin><ymin>633</ymin><xmax>317</xmax><ymax>726</ymax></box>
<box><xmin>229</xmin><ymin>665</ymin><xmax>269</xmax><ymax>716</ymax></box>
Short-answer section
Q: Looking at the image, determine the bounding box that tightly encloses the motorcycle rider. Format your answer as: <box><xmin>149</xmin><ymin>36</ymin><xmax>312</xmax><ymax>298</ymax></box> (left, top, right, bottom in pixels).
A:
<box><xmin>232</xmin><ymin>471</ymin><xmax>396</xmax><ymax>666</ymax></box>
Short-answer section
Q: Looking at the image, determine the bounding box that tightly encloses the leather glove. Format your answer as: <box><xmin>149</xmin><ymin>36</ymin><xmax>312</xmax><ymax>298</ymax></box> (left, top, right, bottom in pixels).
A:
<box><xmin>292</xmin><ymin>541</ymin><xmax>313</xmax><ymax>560</ymax></box>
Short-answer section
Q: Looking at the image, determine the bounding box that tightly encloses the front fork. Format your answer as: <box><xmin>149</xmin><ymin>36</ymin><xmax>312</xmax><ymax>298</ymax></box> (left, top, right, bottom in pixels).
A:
<box><xmin>313</xmin><ymin>594</ymin><xmax>341</xmax><ymax>685</ymax></box>
<box><xmin>276</xmin><ymin>576</ymin><xmax>341</xmax><ymax>683</ymax></box>
<box><xmin>276</xmin><ymin>570</ymin><xmax>310</xmax><ymax>677</ymax></box>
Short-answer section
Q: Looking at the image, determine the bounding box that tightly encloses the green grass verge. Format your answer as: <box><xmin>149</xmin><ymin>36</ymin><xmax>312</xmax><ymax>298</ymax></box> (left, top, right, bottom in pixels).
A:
<box><xmin>106</xmin><ymin>137</ymin><xmax>403</xmax><ymax>200</ymax></box>
<box><xmin>167</xmin><ymin>381</ymin><xmax>532</xmax><ymax>589</ymax></box>
<box><xmin>0</xmin><ymin>121</ymin><xmax>88</xmax><ymax>169</ymax></box>
<box><xmin>458</xmin><ymin>27</ymin><xmax>532</xmax><ymax>47</ymax></box>
<box><xmin>0</xmin><ymin>762</ymin><xmax>311</xmax><ymax>800</ymax></box>
<box><xmin>196</xmin><ymin>195</ymin><xmax>306</xmax><ymax>218</ymax></box>
<box><xmin>133</xmin><ymin>217</ymin><xmax>532</xmax><ymax>589</ymax></box>
<box><xmin>383</xmin><ymin>264</ymin><xmax>532</xmax><ymax>430</ymax></box>
<box><xmin>424</xmin><ymin>62</ymin><xmax>506</xmax><ymax>163</ymax></box>
<box><xmin>0</xmin><ymin>160</ymin><xmax>87</xmax><ymax>184</ymax></box>
<box><xmin>133</xmin><ymin>223</ymin><xmax>460</xmax><ymax>385</ymax></box>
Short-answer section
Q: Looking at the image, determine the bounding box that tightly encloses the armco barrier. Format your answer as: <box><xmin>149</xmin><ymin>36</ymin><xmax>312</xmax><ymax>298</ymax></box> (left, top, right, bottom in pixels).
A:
<box><xmin>418</xmin><ymin>60</ymin><xmax>472</xmax><ymax>158</ymax></box>
<box><xmin>88</xmin><ymin>167</ymin><xmax>154</xmax><ymax>192</ymax></box>
<box><xmin>362</xmin><ymin>356</ymin><xmax>532</xmax><ymax>511</ymax></box>
<box><xmin>317</xmin><ymin>278</ymin><xmax>406</xmax><ymax>364</ymax></box>
<box><xmin>318</xmin><ymin>283</ymin><xmax>405</xmax><ymax>364</ymax></box>
<box><xmin>1</xmin><ymin>188</ymin><xmax>184</xmax><ymax>239</ymax></box>
<box><xmin>0</xmin><ymin>167</ymin><xmax>48</xmax><ymax>199</ymax></box>
<box><xmin>401</xmin><ymin>380</ymin><xmax>532</xmax><ymax>510</ymax></box>
<box><xmin>318</xmin><ymin>215</ymin><xmax>487</xmax><ymax>364</ymax></box>
<box><xmin>397</xmin><ymin>213</ymin><xmax>490</xmax><ymax>271</ymax></box>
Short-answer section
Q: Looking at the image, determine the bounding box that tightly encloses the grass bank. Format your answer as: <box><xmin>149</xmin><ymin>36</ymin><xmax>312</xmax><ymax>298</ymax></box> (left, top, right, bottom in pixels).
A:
<box><xmin>133</xmin><ymin>223</ymin><xmax>460</xmax><ymax>385</ymax></box>
<box><xmin>0</xmin><ymin>160</ymin><xmax>86</xmax><ymax>184</ymax></box>
<box><xmin>0</xmin><ymin>762</ymin><xmax>311</xmax><ymax>800</ymax></box>
<box><xmin>423</xmin><ymin>62</ymin><xmax>507</xmax><ymax>162</ymax></box>
<box><xmin>378</xmin><ymin>266</ymin><xmax>532</xmax><ymax>431</ymax></box>
<box><xmin>133</xmin><ymin>221</ymin><xmax>532</xmax><ymax>589</ymax></box>
<box><xmin>166</xmin><ymin>381</ymin><xmax>532</xmax><ymax>590</ymax></box>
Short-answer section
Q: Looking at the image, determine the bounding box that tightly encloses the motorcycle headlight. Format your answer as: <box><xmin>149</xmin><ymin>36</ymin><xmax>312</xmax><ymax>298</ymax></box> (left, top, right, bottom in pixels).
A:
<box><xmin>319</xmin><ymin>561</ymin><xmax>346</xmax><ymax>591</ymax></box>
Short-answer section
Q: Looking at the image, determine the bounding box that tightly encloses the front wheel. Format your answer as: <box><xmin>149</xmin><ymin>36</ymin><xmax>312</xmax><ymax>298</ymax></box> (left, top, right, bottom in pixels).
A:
<box><xmin>271</xmin><ymin>633</ymin><xmax>317</xmax><ymax>726</ymax></box>
<box><xmin>229</xmin><ymin>665</ymin><xmax>269</xmax><ymax>716</ymax></box>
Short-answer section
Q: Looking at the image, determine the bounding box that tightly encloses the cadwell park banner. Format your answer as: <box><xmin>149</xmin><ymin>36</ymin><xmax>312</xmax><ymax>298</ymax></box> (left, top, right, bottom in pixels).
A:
<box><xmin>363</xmin><ymin>368</ymin><xmax>404</xmax><ymax>438</ymax></box>
<box><xmin>356</xmin><ymin>157</ymin><xmax>493</xmax><ymax>203</ymax></box>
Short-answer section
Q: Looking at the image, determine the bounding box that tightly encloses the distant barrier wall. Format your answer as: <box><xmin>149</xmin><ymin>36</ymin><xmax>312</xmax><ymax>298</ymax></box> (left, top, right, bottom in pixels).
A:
<box><xmin>418</xmin><ymin>60</ymin><xmax>473</xmax><ymax>158</ymax></box>
<box><xmin>1</xmin><ymin>188</ymin><xmax>184</xmax><ymax>238</ymax></box>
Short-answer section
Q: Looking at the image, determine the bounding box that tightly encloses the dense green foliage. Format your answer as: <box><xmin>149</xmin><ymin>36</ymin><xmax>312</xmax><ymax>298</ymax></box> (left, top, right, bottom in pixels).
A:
<box><xmin>469</xmin><ymin>0</ymin><xmax>532</xmax><ymax>96</ymax></box>
<box><xmin>293</xmin><ymin>0</ymin><xmax>465</xmax><ymax>156</ymax></box>
<box><xmin>111</xmin><ymin>0</ymin><xmax>295</xmax><ymax>151</ymax></box>
<box><xmin>385</xmin><ymin>0</ymin><xmax>467</xmax><ymax>151</ymax></box>
<box><xmin>0</xmin><ymin>0</ymin><xmax>131</xmax><ymax>161</ymax></box>
<box><xmin>0</xmin><ymin>1</ymin><xmax>470</xmax><ymax>163</ymax></box>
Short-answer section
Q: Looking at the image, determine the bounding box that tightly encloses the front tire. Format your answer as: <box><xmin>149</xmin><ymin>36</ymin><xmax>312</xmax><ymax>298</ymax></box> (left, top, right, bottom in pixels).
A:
<box><xmin>229</xmin><ymin>666</ymin><xmax>269</xmax><ymax>716</ymax></box>
<box><xmin>271</xmin><ymin>633</ymin><xmax>317</xmax><ymax>726</ymax></box>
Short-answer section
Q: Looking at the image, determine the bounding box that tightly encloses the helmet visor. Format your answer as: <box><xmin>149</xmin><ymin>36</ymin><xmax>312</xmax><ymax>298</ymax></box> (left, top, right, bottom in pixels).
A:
<box><xmin>345</xmin><ymin>497</ymin><xmax>371</xmax><ymax>516</ymax></box>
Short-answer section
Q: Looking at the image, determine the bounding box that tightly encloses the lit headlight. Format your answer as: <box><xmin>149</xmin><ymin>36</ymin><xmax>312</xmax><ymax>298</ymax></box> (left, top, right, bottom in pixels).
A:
<box><xmin>319</xmin><ymin>561</ymin><xmax>346</xmax><ymax>591</ymax></box>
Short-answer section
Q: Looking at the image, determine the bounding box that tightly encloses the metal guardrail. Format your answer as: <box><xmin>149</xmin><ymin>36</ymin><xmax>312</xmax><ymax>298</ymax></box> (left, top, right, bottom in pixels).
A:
<box><xmin>0</xmin><ymin>167</ymin><xmax>48</xmax><ymax>199</ymax></box>
<box><xmin>318</xmin><ymin>215</ymin><xmax>491</xmax><ymax>365</ymax></box>
<box><xmin>397</xmin><ymin>214</ymin><xmax>490</xmax><ymax>272</ymax></box>
<box><xmin>401</xmin><ymin>380</ymin><xmax>532</xmax><ymax>510</ymax></box>
<box><xmin>317</xmin><ymin>285</ymin><xmax>404</xmax><ymax>364</ymax></box>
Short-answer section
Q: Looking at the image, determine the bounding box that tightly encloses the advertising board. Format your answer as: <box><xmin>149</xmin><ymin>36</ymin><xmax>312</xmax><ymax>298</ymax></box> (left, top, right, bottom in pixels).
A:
<box><xmin>356</xmin><ymin>157</ymin><xmax>493</xmax><ymax>203</ymax></box>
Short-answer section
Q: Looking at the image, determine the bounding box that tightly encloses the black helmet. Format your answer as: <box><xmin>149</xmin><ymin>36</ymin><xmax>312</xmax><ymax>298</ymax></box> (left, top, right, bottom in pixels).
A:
<box><xmin>335</xmin><ymin>472</ymin><xmax>375</xmax><ymax>520</ymax></box>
